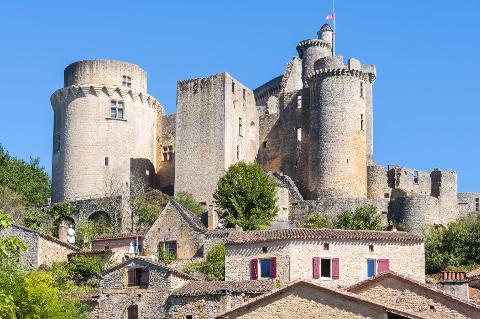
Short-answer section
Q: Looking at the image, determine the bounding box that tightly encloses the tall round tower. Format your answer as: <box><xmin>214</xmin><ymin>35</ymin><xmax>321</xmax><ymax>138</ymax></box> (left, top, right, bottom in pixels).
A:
<box><xmin>306</xmin><ymin>56</ymin><xmax>376</xmax><ymax>198</ymax></box>
<box><xmin>50</xmin><ymin>60</ymin><xmax>163</xmax><ymax>207</ymax></box>
<box><xmin>296</xmin><ymin>24</ymin><xmax>333</xmax><ymax>87</ymax></box>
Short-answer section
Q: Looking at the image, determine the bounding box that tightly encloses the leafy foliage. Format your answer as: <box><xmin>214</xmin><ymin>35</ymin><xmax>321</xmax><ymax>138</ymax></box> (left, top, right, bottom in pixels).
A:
<box><xmin>300</xmin><ymin>214</ymin><xmax>331</xmax><ymax>229</ymax></box>
<box><xmin>75</xmin><ymin>220</ymin><xmax>114</xmax><ymax>249</ymax></box>
<box><xmin>174</xmin><ymin>192</ymin><xmax>205</xmax><ymax>216</ymax></box>
<box><xmin>0</xmin><ymin>185</ymin><xmax>24</xmax><ymax>217</ymax></box>
<box><xmin>132</xmin><ymin>189</ymin><xmax>169</xmax><ymax>231</ymax></box>
<box><xmin>184</xmin><ymin>244</ymin><xmax>225</xmax><ymax>281</ymax></box>
<box><xmin>0</xmin><ymin>145</ymin><xmax>51</xmax><ymax>206</ymax></box>
<box><xmin>0</xmin><ymin>213</ymin><xmax>27</xmax><ymax>262</ymax></box>
<box><xmin>332</xmin><ymin>205</ymin><xmax>384</xmax><ymax>230</ymax></box>
<box><xmin>158</xmin><ymin>247</ymin><xmax>176</xmax><ymax>264</ymax></box>
<box><xmin>424</xmin><ymin>214</ymin><xmax>480</xmax><ymax>274</ymax></box>
<box><xmin>68</xmin><ymin>256</ymin><xmax>104</xmax><ymax>278</ymax></box>
<box><xmin>213</xmin><ymin>162</ymin><xmax>278</xmax><ymax>230</ymax></box>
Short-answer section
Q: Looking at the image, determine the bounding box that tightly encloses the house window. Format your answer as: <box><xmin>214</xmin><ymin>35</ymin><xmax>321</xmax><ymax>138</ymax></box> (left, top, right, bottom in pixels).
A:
<box><xmin>236</xmin><ymin>145</ymin><xmax>240</xmax><ymax>160</ymax></box>
<box><xmin>239</xmin><ymin>117</ymin><xmax>243</xmax><ymax>136</ymax></box>
<box><xmin>243</xmin><ymin>89</ymin><xmax>246</xmax><ymax>100</ymax></box>
<box><xmin>369</xmin><ymin>245</ymin><xmax>374</xmax><ymax>252</ymax></box>
<box><xmin>122</xmin><ymin>75</ymin><xmax>132</xmax><ymax>88</ymax></box>
<box><xmin>323</xmin><ymin>243</ymin><xmax>329</xmax><ymax>250</ymax></box>
<box><xmin>185</xmin><ymin>316</ymin><xmax>193</xmax><ymax>319</ymax></box>
<box><xmin>360</xmin><ymin>114</ymin><xmax>364</xmax><ymax>131</ymax></box>
<box><xmin>297</xmin><ymin>95</ymin><xmax>302</xmax><ymax>109</ymax></box>
<box><xmin>127</xmin><ymin>268</ymin><xmax>149</xmax><ymax>287</ymax></box>
<box><xmin>476</xmin><ymin>198</ymin><xmax>479</xmax><ymax>211</ymax></box>
<box><xmin>367</xmin><ymin>259</ymin><xmax>389</xmax><ymax>278</ymax></box>
<box><xmin>262</xmin><ymin>141</ymin><xmax>267</xmax><ymax>148</ymax></box>
<box><xmin>159</xmin><ymin>240</ymin><xmax>177</xmax><ymax>257</ymax></box>
<box><xmin>127</xmin><ymin>305</ymin><xmax>138</xmax><ymax>319</ymax></box>
<box><xmin>232</xmin><ymin>81</ymin><xmax>235</xmax><ymax>94</ymax></box>
<box><xmin>320</xmin><ymin>258</ymin><xmax>331</xmax><ymax>278</ymax></box>
<box><xmin>262</xmin><ymin>247</ymin><xmax>268</xmax><ymax>253</ymax></box>
<box><xmin>360</xmin><ymin>81</ymin><xmax>364</xmax><ymax>98</ymax></box>
<box><xmin>296</xmin><ymin>127</ymin><xmax>302</xmax><ymax>142</ymax></box>
<box><xmin>110</xmin><ymin>100</ymin><xmax>124</xmax><ymax>119</ymax></box>
<box><xmin>384</xmin><ymin>193</ymin><xmax>390</xmax><ymax>198</ymax></box>
<box><xmin>162</xmin><ymin>146</ymin><xmax>173</xmax><ymax>161</ymax></box>
<box><xmin>260</xmin><ymin>259</ymin><xmax>271</xmax><ymax>278</ymax></box>
<box><xmin>413</xmin><ymin>170</ymin><xmax>419</xmax><ymax>185</ymax></box>
<box><xmin>104</xmin><ymin>157</ymin><xmax>109</xmax><ymax>166</ymax></box>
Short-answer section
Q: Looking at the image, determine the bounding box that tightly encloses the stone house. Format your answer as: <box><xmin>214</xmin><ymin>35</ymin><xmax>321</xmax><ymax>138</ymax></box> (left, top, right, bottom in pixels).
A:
<box><xmin>167</xmin><ymin>280</ymin><xmax>273</xmax><ymax>318</ymax></box>
<box><xmin>347</xmin><ymin>271</ymin><xmax>480</xmax><ymax>319</ymax></box>
<box><xmin>225</xmin><ymin>228</ymin><xmax>425</xmax><ymax>287</ymax></box>
<box><xmin>92</xmin><ymin>257</ymin><xmax>196</xmax><ymax>319</ymax></box>
<box><xmin>143</xmin><ymin>200</ymin><xmax>208</xmax><ymax>260</ymax></box>
<box><xmin>0</xmin><ymin>224</ymin><xmax>80</xmax><ymax>268</ymax></box>
<box><xmin>91</xmin><ymin>232</ymin><xmax>144</xmax><ymax>254</ymax></box>
<box><xmin>217</xmin><ymin>280</ymin><xmax>421</xmax><ymax>319</ymax></box>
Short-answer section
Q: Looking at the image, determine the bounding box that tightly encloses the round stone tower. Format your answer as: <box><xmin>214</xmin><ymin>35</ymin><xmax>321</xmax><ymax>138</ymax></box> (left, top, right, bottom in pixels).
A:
<box><xmin>296</xmin><ymin>24</ymin><xmax>333</xmax><ymax>87</ymax></box>
<box><xmin>306</xmin><ymin>56</ymin><xmax>375</xmax><ymax>199</ymax></box>
<box><xmin>50</xmin><ymin>60</ymin><xmax>163</xmax><ymax>206</ymax></box>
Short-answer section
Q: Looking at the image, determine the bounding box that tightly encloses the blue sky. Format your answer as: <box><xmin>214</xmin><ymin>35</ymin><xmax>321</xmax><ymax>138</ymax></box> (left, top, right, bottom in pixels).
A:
<box><xmin>0</xmin><ymin>0</ymin><xmax>478</xmax><ymax>192</ymax></box>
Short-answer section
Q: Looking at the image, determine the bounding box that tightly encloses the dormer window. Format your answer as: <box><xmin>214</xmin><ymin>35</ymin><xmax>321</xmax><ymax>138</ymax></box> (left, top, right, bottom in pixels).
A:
<box><xmin>110</xmin><ymin>100</ymin><xmax>124</xmax><ymax>119</ymax></box>
<box><xmin>122</xmin><ymin>75</ymin><xmax>132</xmax><ymax>88</ymax></box>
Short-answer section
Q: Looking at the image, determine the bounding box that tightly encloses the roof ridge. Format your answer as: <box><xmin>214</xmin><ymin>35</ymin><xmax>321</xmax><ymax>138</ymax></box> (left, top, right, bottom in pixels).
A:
<box><xmin>169</xmin><ymin>200</ymin><xmax>207</xmax><ymax>232</ymax></box>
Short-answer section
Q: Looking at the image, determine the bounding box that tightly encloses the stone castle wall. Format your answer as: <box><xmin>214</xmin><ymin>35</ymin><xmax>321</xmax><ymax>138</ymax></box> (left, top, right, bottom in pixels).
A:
<box><xmin>157</xmin><ymin>113</ymin><xmax>176</xmax><ymax>195</ymax></box>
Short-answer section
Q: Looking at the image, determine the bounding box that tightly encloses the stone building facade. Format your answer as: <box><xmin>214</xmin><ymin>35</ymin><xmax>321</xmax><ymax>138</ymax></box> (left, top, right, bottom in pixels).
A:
<box><xmin>50</xmin><ymin>25</ymin><xmax>480</xmax><ymax>232</ymax></box>
<box><xmin>0</xmin><ymin>224</ymin><xmax>80</xmax><ymax>268</ymax></box>
<box><xmin>224</xmin><ymin>228</ymin><xmax>425</xmax><ymax>287</ymax></box>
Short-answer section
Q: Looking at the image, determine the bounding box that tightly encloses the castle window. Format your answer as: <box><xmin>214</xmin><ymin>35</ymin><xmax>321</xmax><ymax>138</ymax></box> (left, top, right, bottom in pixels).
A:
<box><xmin>360</xmin><ymin>81</ymin><xmax>364</xmax><ymax>98</ymax></box>
<box><xmin>413</xmin><ymin>170</ymin><xmax>419</xmax><ymax>185</ymax></box>
<box><xmin>296</xmin><ymin>127</ymin><xmax>302</xmax><ymax>142</ymax></box>
<box><xmin>236</xmin><ymin>145</ymin><xmax>240</xmax><ymax>160</ymax></box>
<box><xmin>232</xmin><ymin>81</ymin><xmax>235</xmax><ymax>94</ymax></box>
<box><xmin>297</xmin><ymin>95</ymin><xmax>302</xmax><ymax>109</ymax></box>
<box><xmin>104</xmin><ymin>157</ymin><xmax>109</xmax><ymax>166</ymax></box>
<box><xmin>239</xmin><ymin>117</ymin><xmax>243</xmax><ymax>136</ymax></box>
<box><xmin>110</xmin><ymin>100</ymin><xmax>124</xmax><ymax>119</ymax></box>
<box><xmin>476</xmin><ymin>198</ymin><xmax>479</xmax><ymax>211</ymax></box>
<box><xmin>243</xmin><ymin>88</ymin><xmax>246</xmax><ymax>100</ymax></box>
<box><xmin>122</xmin><ymin>75</ymin><xmax>132</xmax><ymax>88</ymax></box>
<box><xmin>360</xmin><ymin>114</ymin><xmax>364</xmax><ymax>131</ymax></box>
<box><xmin>168</xmin><ymin>145</ymin><xmax>174</xmax><ymax>161</ymax></box>
<box><xmin>127</xmin><ymin>305</ymin><xmax>138</xmax><ymax>319</ymax></box>
<box><xmin>162</xmin><ymin>146</ymin><xmax>169</xmax><ymax>161</ymax></box>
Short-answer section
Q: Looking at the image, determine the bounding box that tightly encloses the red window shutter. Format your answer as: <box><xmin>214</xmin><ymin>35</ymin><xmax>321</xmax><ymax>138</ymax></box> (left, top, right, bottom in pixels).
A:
<box><xmin>332</xmin><ymin>258</ymin><xmax>339</xmax><ymax>279</ymax></box>
<box><xmin>141</xmin><ymin>268</ymin><xmax>149</xmax><ymax>286</ymax></box>
<box><xmin>127</xmin><ymin>268</ymin><xmax>135</xmax><ymax>286</ymax></box>
<box><xmin>313</xmin><ymin>257</ymin><xmax>320</xmax><ymax>279</ymax></box>
<box><xmin>250</xmin><ymin>259</ymin><xmax>258</xmax><ymax>280</ymax></box>
<box><xmin>377</xmin><ymin>259</ymin><xmax>389</xmax><ymax>274</ymax></box>
<box><xmin>270</xmin><ymin>257</ymin><xmax>277</xmax><ymax>278</ymax></box>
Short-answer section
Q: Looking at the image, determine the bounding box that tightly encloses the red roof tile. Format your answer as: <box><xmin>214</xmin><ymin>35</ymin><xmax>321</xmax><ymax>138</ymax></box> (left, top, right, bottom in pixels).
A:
<box><xmin>173</xmin><ymin>280</ymin><xmax>273</xmax><ymax>296</ymax></box>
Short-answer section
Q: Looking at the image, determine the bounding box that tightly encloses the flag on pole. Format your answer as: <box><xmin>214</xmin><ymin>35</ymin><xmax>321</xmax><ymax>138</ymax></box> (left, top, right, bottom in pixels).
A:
<box><xmin>326</xmin><ymin>13</ymin><xmax>335</xmax><ymax>20</ymax></box>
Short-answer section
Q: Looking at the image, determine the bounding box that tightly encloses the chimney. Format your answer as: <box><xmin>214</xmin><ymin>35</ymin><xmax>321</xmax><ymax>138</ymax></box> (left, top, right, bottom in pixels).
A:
<box><xmin>438</xmin><ymin>271</ymin><xmax>469</xmax><ymax>301</ymax></box>
<box><xmin>386</xmin><ymin>224</ymin><xmax>397</xmax><ymax>232</ymax></box>
<box><xmin>58</xmin><ymin>221</ymin><xmax>69</xmax><ymax>243</ymax></box>
<box><xmin>207</xmin><ymin>204</ymin><xmax>218</xmax><ymax>230</ymax></box>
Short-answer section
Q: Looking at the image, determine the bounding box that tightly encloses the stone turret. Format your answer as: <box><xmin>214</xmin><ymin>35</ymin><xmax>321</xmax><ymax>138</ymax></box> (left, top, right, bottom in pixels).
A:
<box><xmin>50</xmin><ymin>60</ymin><xmax>163</xmax><ymax>229</ymax></box>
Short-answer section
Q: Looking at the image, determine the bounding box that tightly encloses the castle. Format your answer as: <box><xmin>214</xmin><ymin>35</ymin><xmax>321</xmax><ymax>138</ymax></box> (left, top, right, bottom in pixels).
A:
<box><xmin>50</xmin><ymin>24</ymin><xmax>480</xmax><ymax>233</ymax></box>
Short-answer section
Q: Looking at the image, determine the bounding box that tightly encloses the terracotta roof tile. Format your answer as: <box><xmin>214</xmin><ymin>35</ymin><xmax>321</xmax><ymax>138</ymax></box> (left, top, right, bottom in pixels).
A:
<box><xmin>226</xmin><ymin>228</ymin><xmax>423</xmax><ymax>245</ymax></box>
<box><xmin>173</xmin><ymin>280</ymin><xmax>274</xmax><ymax>297</ymax></box>
<box><xmin>92</xmin><ymin>232</ymin><xmax>144</xmax><ymax>240</ymax></box>
<box><xmin>469</xmin><ymin>286</ymin><xmax>480</xmax><ymax>304</ymax></box>
<box><xmin>468</xmin><ymin>267</ymin><xmax>480</xmax><ymax>279</ymax></box>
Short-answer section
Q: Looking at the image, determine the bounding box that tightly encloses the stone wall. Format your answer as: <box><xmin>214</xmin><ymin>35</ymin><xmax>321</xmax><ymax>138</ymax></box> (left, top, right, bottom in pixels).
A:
<box><xmin>457</xmin><ymin>192</ymin><xmax>480</xmax><ymax>217</ymax></box>
<box><xmin>1</xmin><ymin>224</ymin><xmax>39</xmax><ymax>267</ymax></box>
<box><xmin>38</xmin><ymin>235</ymin><xmax>77</xmax><ymax>267</ymax></box>
<box><xmin>221</xmin><ymin>283</ymin><xmax>388</xmax><ymax>319</ymax></box>
<box><xmin>157</xmin><ymin>114</ymin><xmax>176</xmax><ymax>195</ymax></box>
<box><xmin>355</xmin><ymin>276</ymin><xmax>479</xmax><ymax>319</ymax></box>
<box><xmin>431</xmin><ymin>169</ymin><xmax>459</xmax><ymax>224</ymax></box>
<box><xmin>387</xmin><ymin>166</ymin><xmax>431</xmax><ymax>197</ymax></box>
<box><xmin>91</xmin><ymin>236</ymin><xmax>143</xmax><ymax>254</ymax></box>
<box><xmin>367</xmin><ymin>164</ymin><xmax>389</xmax><ymax>199</ymax></box>
<box><xmin>225</xmin><ymin>238</ymin><xmax>425</xmax><ymax>287</ymax></box>
<box><xmin>389</xmin><ymin>196</ymin><xmax>440</xmax><ymax>233</ymax></box>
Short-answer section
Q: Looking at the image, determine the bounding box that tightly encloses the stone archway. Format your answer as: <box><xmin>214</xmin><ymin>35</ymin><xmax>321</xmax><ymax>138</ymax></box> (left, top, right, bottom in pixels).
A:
<box><xmin>88</xmin><ymin>210</ymin><xmax>112</xmax><ymax>224</ymax></box>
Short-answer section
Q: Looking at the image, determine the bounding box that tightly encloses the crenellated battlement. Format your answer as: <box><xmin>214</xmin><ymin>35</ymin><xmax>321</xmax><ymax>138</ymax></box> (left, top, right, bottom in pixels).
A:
<box><xmin>307</xmin><ymin>68</ymin><xmax>376</xmax><ymax>84</ymax></box>
<box><xmin>50</xmin><ymin>84</ymin><xmax>164</xmax><ymax>113</ymax></box>
<box><xmin>296</xmin><ymin>39</ymin><xmax>331</xmax><ymax>56</ymax></box>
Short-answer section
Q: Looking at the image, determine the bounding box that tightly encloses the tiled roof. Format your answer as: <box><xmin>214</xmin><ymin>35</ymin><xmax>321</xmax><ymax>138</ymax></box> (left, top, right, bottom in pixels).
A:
<box><xmin>11</xmin><ymin>224</ymin><xmax>80</xmax><ymax>251</ymax></box>
<box><xmin>173</xmin><ymin>280</ymin><xmax>273</xmax><ymax>297</ymax></box>
<box><xmin>347</xmin><ymin>271</ymin><xmax>480</xmax><ymax>311</ymax></box>
<box><xmin>204</xmin><ymin>229</ymin><xmax>231</xmax><ymax>240</ymax></box>
<box><xmin>217</xmin><ymin>280</ymin><xmax>423</xmax><ymax>319</ymax></box>
<box><xmin>469</xmin><ymin>287</ymin><xmax>480</xmax><ymax>305</ymax></box>
<box><xmin>226</xmin><ymin>228</ymin><xmax>423</xmax><ymax>245</ymax></box>
<box><xmin>92</xmin><ymin>232</ymin><xmax>144</xmax><ymax>241</ymax></box>
<box><xmin>102</xmin><ymin>256</ymin><xmax>197</xmax><ymax>281</ymax></box>
<box><xmin>467</xmin><ymin>267</ymin><xmax>480</xmax><ymax>279</ymax></box>
<box><xmin>68</xmin><ymin>249</ymin><xmax>112</xmax><ymax>259</ymax></box>
<box><xmin>170</xmin><ymin>200</ymin><xmax>207</xmax><ymax>233</ymax></box>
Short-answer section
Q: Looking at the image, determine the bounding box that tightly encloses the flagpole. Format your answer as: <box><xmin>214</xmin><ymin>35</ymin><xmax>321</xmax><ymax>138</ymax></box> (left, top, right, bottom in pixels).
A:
<box><xmin>332</xmin><ymin>0</ymin><xmax>336</xmax><ymax>55</ymax></box>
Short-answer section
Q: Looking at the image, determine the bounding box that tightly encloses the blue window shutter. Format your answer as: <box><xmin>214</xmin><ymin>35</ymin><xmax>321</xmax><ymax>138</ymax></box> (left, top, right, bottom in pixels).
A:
<box><xmin>367</xmin><ymin>259</ymin><xmax>376</xmax><ymax>278</ymax></box>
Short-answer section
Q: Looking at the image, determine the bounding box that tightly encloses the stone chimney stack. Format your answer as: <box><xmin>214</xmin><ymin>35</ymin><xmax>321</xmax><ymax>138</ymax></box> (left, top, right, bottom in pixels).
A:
<box><xmin>437</xmin><ymin>271</ymin><xmax>469</xmax><ymax>301</ymax></box>
<box><xmin>207</xmin><ymin>204</ymin><xmax>218</xmax><ymax>230</ymax></box>
<box><xmin>58</xmin><ymin>220</ymin><xmax>69</xmax><ymax>243</ymax></box>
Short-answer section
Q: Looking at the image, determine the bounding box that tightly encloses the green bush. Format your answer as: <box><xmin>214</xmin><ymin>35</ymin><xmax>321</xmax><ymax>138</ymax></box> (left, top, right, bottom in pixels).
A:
<box><xmin>174</xmin><ymin>192</ymin><xmax>205</xmax><ymax>216</ymax></box>
<box><xmin>300</xmin><ymin>214</ymin><xmax>331</xmax><ymax>228</ymax></box>
<box><xmin>214</xmin><ymin>162</ymin><xmax>278</xmax><ymax>230</ymax></box>
<box><xmin>184</xmin><ymin>244</ymin><xmax>225</xmax><ymax>281</ymax></box>
<box><xmin>75</xmin><ymin>220</ymin><xmax>114</xmax><ymax>249</ymax></box>
<box><xmin>68</xmin><ymin>256</ymin><xmax>104</xmax><ymax>278</ymax></box>
<box><xmin>158</xmin><ymin>248</ymin><xmax>176</xmax><ymax>264</ymax></box>
<box><xmin>333</xmin><ymin>205</ymin><xmax>384</xmax><ymax>231</ymax></box>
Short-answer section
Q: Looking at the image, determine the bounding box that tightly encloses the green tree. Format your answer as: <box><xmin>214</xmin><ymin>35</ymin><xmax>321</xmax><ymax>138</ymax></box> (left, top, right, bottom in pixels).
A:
<box><xmin>132</xmin><ymin>189</ymin><xmax>170</xmax><ymax>231</ymax></box>
<box><xmin>300</xmin><ymin>214</ymin><xmax>331</xmax><ymax>229</ymax></box>
<box><xmin>213</xmin><ymin>162</ymin><xmax>277</xmax><ymax>230</ymax></box>
<box><xmin>175</xmin><ymin>192</ymin><xmax>205</xmax><ymax>216</ymax></box>
<box><xmin>332</xmin><ymin>205</ymin><xmax>384</xmax><ymax>231</ymax></box>
<box><xmin>184</xmin><ymin>243</ymin><xmax>225</xmax><ymax>280</ymax></box>
<box><xmin>0</xmin><ymin>213</ymin><xmax>27</xmax><ymax>261</ymax></box>
<box><xmin>0</xmin><ymin>185</ymin><xmax>24</xmax><ymax>217</ymax></box>
<box><xmin>75</xmin><ymin>220</ymin><xmax>114</xmax><ymax>249</ymax></box>
<box><xmin>0</xmin><ymin>145</ymin><xmax>51</xmax><ymax>206</ymax></box>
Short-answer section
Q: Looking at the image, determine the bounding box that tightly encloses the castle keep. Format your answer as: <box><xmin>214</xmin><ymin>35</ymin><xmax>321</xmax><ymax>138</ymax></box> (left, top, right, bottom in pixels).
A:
<box><xmin>50</xmin><ymin>25</ymin><xmax>480</xmax><ymax>232</ymax></box>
